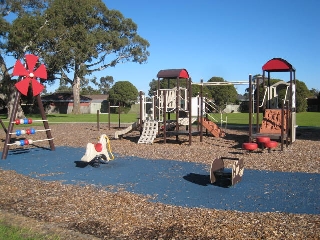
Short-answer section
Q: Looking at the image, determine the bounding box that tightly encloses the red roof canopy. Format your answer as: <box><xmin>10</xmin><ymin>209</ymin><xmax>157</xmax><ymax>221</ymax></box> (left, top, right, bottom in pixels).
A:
<box><xmin>157</xmin><ymin>69</ymin><xmax>190</xmax><ymax>79</ymax></box>
<box><xmin>262</xmin><ymin>58</ymin><xmax>295</xmax><ymax>72</ymax></box>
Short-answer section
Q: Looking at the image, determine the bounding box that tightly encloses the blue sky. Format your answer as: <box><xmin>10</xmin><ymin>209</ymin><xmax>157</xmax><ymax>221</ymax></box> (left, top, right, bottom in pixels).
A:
<box><xmin>4</xmin><ymin>0</ymin><xmax>319</xmax><ymax>95</ymax></box>
<box><xmin>100</xmin><ymin>0</ymin><xmax>319</xmax><ymax>95</ymax></box>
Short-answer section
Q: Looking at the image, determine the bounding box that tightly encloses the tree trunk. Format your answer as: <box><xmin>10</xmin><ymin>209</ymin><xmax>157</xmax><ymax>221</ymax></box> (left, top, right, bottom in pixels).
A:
<box><xmin>72</xmin><ymin>76</ymin><xmax>81</xmax><ymax>114</ymax></box>
<box><xmin>7</xmin><ymin>90</ymin><xmax>25</xmax><ymax>119</ymax></box>
<box><xmin>0</xmin><ymin>54</ymin><xmax>25</xmax><ymax>119</ymax></box>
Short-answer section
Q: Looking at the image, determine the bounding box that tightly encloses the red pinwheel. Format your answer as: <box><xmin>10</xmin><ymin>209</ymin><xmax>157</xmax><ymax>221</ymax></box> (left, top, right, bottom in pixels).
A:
<box><xmin>12</xmin><ymin>54</ymin><xmax>47</xmax><ymax>96</ymax></box>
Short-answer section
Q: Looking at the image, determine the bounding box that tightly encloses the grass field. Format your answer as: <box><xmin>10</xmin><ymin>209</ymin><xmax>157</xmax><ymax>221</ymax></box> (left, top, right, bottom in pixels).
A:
<box><xmin>0</xmin><ymin>219</ymin><xmax>59</xmax><ymax>240</ymax></box>
<box><xmin>0</xmin><ymin>112</ymin><xmax>319</xmax><ymax>127</ymax></box>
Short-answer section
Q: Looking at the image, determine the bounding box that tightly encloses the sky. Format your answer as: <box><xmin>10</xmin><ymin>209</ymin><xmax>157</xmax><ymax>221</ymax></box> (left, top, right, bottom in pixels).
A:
<box><xmin>5</xmin><ymin>0</ymin><xmax>319</xmax><ymax>95</ymax></box>
<box><xmin>98</xmin><ymin>0</ymin><xmax>319</xmax><ymax>95</ymax></box>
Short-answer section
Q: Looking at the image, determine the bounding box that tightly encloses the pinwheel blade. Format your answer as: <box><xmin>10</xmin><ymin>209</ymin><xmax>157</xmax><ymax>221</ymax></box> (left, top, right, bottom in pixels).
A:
<box><xmin>31</xmin><ymin>79</ymin><xmax>44</xmax><ymax>96</ymax></box>
<box><xmin>33</xmin><ymin>64</ymin><xmax>47</xmax><ymax>79</ymax></box>
<box><xmin>25</xmin><ymin>54</ymin><xmax>38</xmax><ymax>72</ymax></box>
<box><xmin>12</xmin><ymin>60</ymin><xmax>29</xmax><ymax>77</ymax></box>
<box><xmin>15</xmin><ymin>78</ymin><xmax>31</xmax><ymax>96</ymax></box>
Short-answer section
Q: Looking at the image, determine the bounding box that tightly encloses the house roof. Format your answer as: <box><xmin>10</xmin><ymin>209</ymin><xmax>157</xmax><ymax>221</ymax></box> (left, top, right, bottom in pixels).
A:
<box><xmin>83</xmin><ymin>94</ymin><xmax>108</xmax><ymax>100</ymax></box>
<box><xmin>41</xmin><ymin>93</ymin><xmax>92</xmax><ymax>102</ymax></box>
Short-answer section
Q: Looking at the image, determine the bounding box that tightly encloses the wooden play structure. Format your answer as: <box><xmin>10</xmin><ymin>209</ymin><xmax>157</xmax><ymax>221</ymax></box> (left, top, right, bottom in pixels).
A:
<box><xmin>137</xmin><ymin>69</ymin><xmax>229</xmax><ymax>145</ymax></box>
<box><xmin>2</xmin><ymin>54</ymin><xmax>55</xmax><ymax>159</ymax></box>
<box><xmin>245</xmin><ymin>58</ymin><xmax>297</xmax><ymax>152</ymax></box>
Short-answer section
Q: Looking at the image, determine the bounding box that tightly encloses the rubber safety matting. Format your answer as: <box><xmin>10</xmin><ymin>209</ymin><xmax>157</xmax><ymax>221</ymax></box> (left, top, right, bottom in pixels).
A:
<box><xmin>0</xmin><ymin>147</ymin><xmax>319</xmax><ymax>214</ymax></box>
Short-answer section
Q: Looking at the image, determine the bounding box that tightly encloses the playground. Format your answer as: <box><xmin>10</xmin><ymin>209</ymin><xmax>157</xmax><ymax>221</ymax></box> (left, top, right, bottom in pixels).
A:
<box><xmin>0</xmin><ymin>123</ymin><xmax>319</xmax><ymax>239</ymax></box>
<box><xmin>0</xmin><ymin>55</ymin><xmax>319</xmax><ymax>238</ymax></box>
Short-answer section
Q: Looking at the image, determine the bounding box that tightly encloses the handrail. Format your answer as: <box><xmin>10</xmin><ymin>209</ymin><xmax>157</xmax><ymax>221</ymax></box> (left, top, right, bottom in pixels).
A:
<box><xmin>259</xmin><ymin>87</ymin><xmax>268</xmax><ymax>108</ymax></box>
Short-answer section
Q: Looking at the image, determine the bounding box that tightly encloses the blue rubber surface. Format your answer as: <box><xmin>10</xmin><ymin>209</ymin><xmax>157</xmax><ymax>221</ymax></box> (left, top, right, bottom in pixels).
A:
<box><xmin>0</xmin><ymin>147</ymin><xmax>319</xmax><ymax>214</ymax></box>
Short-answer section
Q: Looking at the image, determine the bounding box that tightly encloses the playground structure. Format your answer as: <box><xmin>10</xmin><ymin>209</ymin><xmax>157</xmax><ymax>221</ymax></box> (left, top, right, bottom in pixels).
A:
<box><xmin>2</xmin><ymin>54</ymin><xmax>55</xmax><ymax>159</ymax></box>
<box><xmin>113</xmin><ymin>58</ymin><xmax>296</xmax><ymax>152</ymax></box>
<box><xmin>79</xmin><ymin>133</ymin><xmax>114</xmax><ymax>167</ymax></box>
<box><xmin>136</xmin><ymin>69</ymin><xmax>236</xmax><ymax>145</ymax></box>
<box><xmin>246</xmin><ymin>58</ymin><xmax>297</xmax><ymax>152</ymax></box>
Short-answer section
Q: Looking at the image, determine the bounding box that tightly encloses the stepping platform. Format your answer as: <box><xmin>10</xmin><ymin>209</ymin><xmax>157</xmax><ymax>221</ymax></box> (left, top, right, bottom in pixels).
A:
<box><xmin>242</xmin><ymin>142</ymin><xmax>258</xmax><ymax>152</ymax></box>
<box><xmin>265</xmin><ymin>141</ymin><xmax>278</xmax><ymax>153</ymax></box>
<box><xmin>256</xmin><ymin>136</ymin><xmax>270</xmax><ymax>150</ymax></box>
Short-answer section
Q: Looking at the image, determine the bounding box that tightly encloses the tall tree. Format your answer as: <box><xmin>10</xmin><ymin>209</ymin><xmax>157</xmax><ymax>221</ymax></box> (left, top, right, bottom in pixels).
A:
<box><xmin>91</xmin><ymin>76</ymin><xmax>114</xmax><ymax>95</ymax></box>
<box><xmin>6</xmin><ymin>0</ymin><xmax>150</xmax><ymax>114</ymax></box>
<box><xmin>0</xmin><ymin>0</ymin><xmax>48</xmax><ymax>118</ymax></box>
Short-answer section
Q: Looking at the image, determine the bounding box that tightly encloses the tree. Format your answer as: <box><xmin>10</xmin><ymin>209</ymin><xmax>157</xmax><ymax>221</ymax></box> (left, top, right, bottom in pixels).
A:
<box><xmin>91</xmin><ymin>76</ymin><xmax>114</xmax><ymax>95</ymax></box>
<box><xmin>6</xmin><ymin>0</ymin><xmax>150</xmax><ymax>114</ymax></box>
<box><xmin>309</xmin><ymin>88</ymin><xmax>319</xmax><ymax>98</ymax></box>
<box><xmin>0</xmin><ymin>0</ymin><xmax>48</xmax><ymax>118</ymax></box>
<box><xmin>206</xmin><ymin>77</ymin><xmax>238</xmax><ymax>109</ymax></box>
<box><xmin>295</xmin><ymin>80</ymin><xmax>309</xmax><ymax>112</ymax></box>
<box><xmin>108</xmin><ymin>81</ymin><xmax>138</xmax><ymax>106</ymax></box>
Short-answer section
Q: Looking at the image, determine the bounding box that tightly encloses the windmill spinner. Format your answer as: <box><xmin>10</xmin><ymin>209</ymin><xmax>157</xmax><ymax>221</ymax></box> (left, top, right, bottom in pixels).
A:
<box><xmin>12</xmin><ymin>54</ymin><xmax>47</xmax><ymax>96</ymax></box>
<box><xmin>2</xmin><ymin>54</ymin><xmax>55</xmax><ymax>160</ymax></box>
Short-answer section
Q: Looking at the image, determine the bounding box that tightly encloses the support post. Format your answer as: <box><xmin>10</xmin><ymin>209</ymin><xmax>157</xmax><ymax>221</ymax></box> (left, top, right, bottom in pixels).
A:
<box><xmin>36</xmin><ymin>94</ymin><xmax>55</xmax><ymax>151</ymax></box>
<box><xmin>97</xmin><ymin>110</ymin><xmax>100</xmax><ymax>131</ymax></box>
<box><xmin>200</xmin><ymin>79</ymin><xmax>203</xmax><ymax>142</ymax></box>
<box><xmin>188</xmin><ymin>77</ymin><xmax>192</xmax><ymax>145</ymax></box>
<box><xmin>163</xmin><ymin>90</ymin><xmax>167</xmax><ymax>144</ymax></box>
<box><xmin>248</xmin><ymin>74</ymin><xmax>252</xmax><ymax>143</ymax></box>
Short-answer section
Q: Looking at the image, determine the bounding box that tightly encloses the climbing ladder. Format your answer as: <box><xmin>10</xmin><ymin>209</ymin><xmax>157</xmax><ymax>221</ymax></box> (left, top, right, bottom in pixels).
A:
<box><xmin>200</xmin><ymin>117</ymin><xmax>225</xmax><ymax>138</ymax></box>
<box><xmin>138</xmin><ymin>120</ymin><xmax>158</xmax><ymax>144</ymax></box>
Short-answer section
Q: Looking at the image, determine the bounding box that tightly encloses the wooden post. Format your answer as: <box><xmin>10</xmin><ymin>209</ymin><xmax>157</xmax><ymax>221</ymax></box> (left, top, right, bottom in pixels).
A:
<box><xmin>108</xmin><ymin>102</ymin><xmax>111</xmax><ymax>130</ymax></box>
<box><xmin>139</xmin><ymin>91</ymin><xmax>143</xmax><ymax>135</ymax></box>
<box><xmin>37</xmin><ymin>94</ymin><xmax>55</xmax><ymax>151</ymax></box>
<box><xmin>97</xmin><ymin>110</ymin><xmax>100</xmax><ymax>131</ymax></box>
<box><xmin>2</xmin><ymin>91</ymin><xmax>21</xmax><ymax>159</ymax></box>
<box><xmin>200</xmin><ymin>79</ymin><xmax>203</xmax><ymax>142</ymax></box>
<box><xmin>118</xmin><ymin>101</ymin><xmax>121</xmax><ymax>129</ymax></box>
<box><xmin>163</xmin><ymin>90</ymin><xmax>167</xmax><ymax>144</ymax></box>
<box><xmin>188</xmin><ymin>77</ymin><xmax>192</xmax><ymax>145</ymax></box>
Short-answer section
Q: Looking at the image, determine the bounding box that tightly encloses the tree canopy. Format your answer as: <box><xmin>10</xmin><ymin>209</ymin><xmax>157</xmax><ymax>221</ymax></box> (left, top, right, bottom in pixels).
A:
<box><xmin>206</xmin><ymin>77</ymin><xmax>238</xmax><ymax>108</ymax></box>
<box><xmin>295</xmin><ymin>80</ymin><xmax>309</xmax><ymax>112</ymax></box>
<box><xmin>5</xmin><ymin>0</ymin><xmax>150</xmax><ymax>114</ymax></box>
<box><xmin>108</xmin><ymin>81</ymin><xmax>138</xmax><ymax>106</ymax></box>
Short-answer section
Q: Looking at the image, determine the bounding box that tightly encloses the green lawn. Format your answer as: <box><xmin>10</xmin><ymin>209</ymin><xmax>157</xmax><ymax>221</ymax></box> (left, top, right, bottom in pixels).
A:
<box><xmin>0</xmin><ymin>112</ymin><xmax>319</xmax><ymax>127</ymax></box>
<box><xmin>0</xmin><ymin>220</ymin><xmax>59</xmax><ymax>240</ymax></box>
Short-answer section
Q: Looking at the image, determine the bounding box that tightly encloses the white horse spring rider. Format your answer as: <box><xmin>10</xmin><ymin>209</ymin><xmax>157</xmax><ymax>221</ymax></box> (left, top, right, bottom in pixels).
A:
<box><xmin>81</xmin><ymin>134</ymin><xmax>114</xmax><ymax>163</ymax></box>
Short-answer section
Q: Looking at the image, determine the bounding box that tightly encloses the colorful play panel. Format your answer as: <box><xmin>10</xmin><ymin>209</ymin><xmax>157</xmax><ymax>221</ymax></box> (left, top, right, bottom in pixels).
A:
<box><xmin>0</xmin><ymin>147</ymin><xmax>319</xmax><ymax>215</ymax></box>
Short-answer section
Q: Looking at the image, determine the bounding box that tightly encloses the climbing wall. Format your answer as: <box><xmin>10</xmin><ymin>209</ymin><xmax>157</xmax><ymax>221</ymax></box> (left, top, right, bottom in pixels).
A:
<box><xmin>260</xmin><ymin>109</ymin><xmax>289</xmax><ymax>134</ymax></box>
<box><xmin>138</xmin><ymin>120</ymin><xmax>158</xmax><ymax>144</ymax></box>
